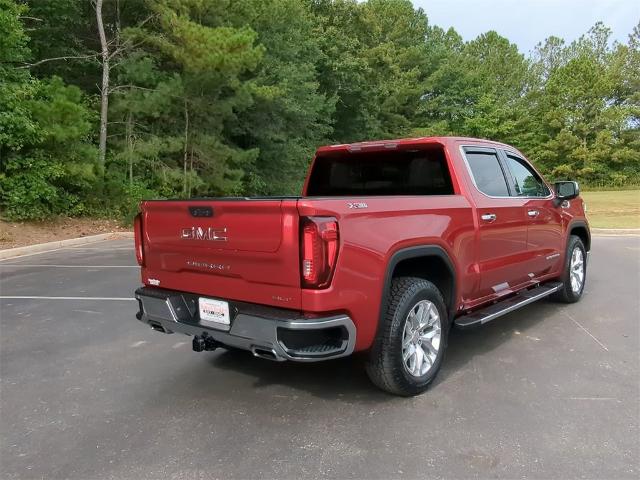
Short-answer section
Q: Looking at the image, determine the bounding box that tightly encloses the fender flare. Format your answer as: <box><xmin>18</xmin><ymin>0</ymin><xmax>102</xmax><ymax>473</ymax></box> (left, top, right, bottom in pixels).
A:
<box><xmin>379</xmin><ymin>245</ymin><xmax>458</xmax><ymax>327</ymax></box>
<box><xmin>567</xmin><ymin>219</ymin><xmax>591</xmax><ymax>251</ymax></box>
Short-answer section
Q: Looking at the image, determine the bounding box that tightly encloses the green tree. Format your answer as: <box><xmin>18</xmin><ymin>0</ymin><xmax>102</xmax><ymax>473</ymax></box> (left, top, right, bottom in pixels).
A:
<box><xmin>1</xmin><ymin>75</ymin><xmax>98</xmax><ymax>219</ymax></box>
<box><xmin>0</xmin><ymin>1</ymin><xmax>97</xmax><ymax>220</ymax></box>
<box><xmin>2</xmin><ymin>0</ymin><xmax>639</xmax><ymax>221</ymax></box>
<box><xmin>417</xmin><ymin>30</ymin><xmax>528</xmax><ymax>140</ymax></box>
<box><xmin>224</xmin><ymin>0</ymin><xmax>335</xmax><ymax>194</ymax></box>
<box><xmin>0</xmin><ymin>0</ymin><xmax>38</xmax><ymax>154</ymax></box>
<box><xmin>525</xmin><ymin>23</ymin><xmax>640</xmax><ymax>184</ymax></box>
<box><xmin>114</xmin><ymin>0</ymin><xmax>263</xmax><ymax>198</ymax></box>
<box><xmin>312</xmin><ymin>0</ymin><xmax>436</xmax><ymax>141</ymax></box>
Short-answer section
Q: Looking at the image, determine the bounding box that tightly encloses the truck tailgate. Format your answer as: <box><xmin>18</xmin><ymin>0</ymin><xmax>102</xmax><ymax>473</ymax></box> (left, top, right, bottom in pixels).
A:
<box><xmin>139</xmin><ymin>199</ymin><xmax>302</xmax><ymax>309</ymax></box>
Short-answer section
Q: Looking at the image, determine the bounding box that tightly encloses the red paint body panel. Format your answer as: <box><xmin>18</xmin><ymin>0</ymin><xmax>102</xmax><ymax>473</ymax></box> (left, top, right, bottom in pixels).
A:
<box><xmin>137</xmin><ymin>136</ymin><xmax>589</xmax><ymax>352</ymax></box>
<box><xmin>296</xmin><ymin>195</ymin><xmax>475</xmax><ymax>350</ymax></box>
<box><xmin>140</xmin><ymin>199</ymin><xmax>303</xmax><ymax>309</ymax></box>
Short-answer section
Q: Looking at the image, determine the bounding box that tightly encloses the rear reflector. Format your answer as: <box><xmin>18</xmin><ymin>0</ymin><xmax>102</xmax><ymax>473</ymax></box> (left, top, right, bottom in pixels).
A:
<box><xmin>134</xmin><ymin>213</ymin><xmax>144</xmax><ymax>266</ymax></box>
<box><xmin>300</xmin><ymin>217</ymin><xmax>339</xmax><ymax>289</ymax></box>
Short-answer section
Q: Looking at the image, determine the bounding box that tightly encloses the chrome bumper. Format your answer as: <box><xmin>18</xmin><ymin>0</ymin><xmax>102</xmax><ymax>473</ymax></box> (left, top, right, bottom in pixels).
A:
<box><xmin>134</xmin><ymin>287</ymin><xmax>356</xmax><ymax>362</ymax></box>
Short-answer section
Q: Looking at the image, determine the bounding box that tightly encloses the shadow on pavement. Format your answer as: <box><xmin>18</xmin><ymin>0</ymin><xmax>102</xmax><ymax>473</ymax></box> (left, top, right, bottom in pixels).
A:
<box><xmin>210</xmin><ymin>349</ymin><xmax>388</xmax><ymax>401</ymax></box>
<box><xmin>442</xmin><ymin>298</ymin><xmax>554</xmax><ymax>380</ymax></box>
<box><xmin>202</xmin><ymin>298</ymin><xmax>556</xmax><ymax>399</ymax></box>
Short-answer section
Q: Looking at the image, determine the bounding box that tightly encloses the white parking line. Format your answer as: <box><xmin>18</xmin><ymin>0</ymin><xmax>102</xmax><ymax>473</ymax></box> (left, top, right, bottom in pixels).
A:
<box><xmin>63</xmin><ymin>247</ymin><xmax>132</xmax><ymax>250</ymax></box>
<box><xmin>0</xmin><ymin>264</ymin><xmax>137</xmax><ymax>268</ymax></box>
<box><xmin>566</xmin><ymin>397</ymin><xmax>619</xmax><ymax>401</ymax></box>
<box><xmin>0</xmin><ymin>296</ymin><xmax>136</xmax><ymax>301</ymax></box>
<box><xmin>562</xmin><ymin>311</ymin><xmax>609</xmax><ymax>352</ymax></box>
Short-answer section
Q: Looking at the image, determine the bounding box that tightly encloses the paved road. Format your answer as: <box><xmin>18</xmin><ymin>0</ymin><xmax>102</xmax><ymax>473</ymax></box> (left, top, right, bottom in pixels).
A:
<box><xmin>1</xmin><ymin>236</ymin><xmax>638</xmax><ymax>479</ymax></box>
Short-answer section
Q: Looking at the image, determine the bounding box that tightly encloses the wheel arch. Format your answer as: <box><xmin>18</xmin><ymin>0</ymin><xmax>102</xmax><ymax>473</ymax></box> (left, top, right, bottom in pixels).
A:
<box><xmin>380</xmin><ymin>246</ymin><xmax>457</xmax><ymax>325</ymax></box>
<box><xmin>568</xmin><ymin>220</ymin><xmax>591</xmax><ymax>252</ymax></box>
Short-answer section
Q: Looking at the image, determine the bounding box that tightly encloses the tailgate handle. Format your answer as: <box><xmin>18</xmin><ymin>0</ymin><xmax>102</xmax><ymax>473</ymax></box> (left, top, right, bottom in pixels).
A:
<box><xmin>189</xmin><ymin>206</ymin><xmax>213</xmax><ymax>217</ymax></box>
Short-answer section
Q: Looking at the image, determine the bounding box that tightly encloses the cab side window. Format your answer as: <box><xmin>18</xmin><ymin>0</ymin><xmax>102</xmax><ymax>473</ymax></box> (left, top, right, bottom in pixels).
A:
<box><xmin>465</xmin><ymin>150</ymin><xmax>510</xmax><ymax>197</ymax></box>
<box><xmin>504</xmin><ymin>155</ymin><xmax>550</xmax><ymax>197</ymax></box>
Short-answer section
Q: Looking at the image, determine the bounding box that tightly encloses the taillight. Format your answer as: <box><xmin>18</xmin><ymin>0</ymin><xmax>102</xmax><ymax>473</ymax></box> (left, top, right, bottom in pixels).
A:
<box><xmin>134</xmin><ymin>213</ymin><xmax>144</xmax><ymax>266</ymax></box>
<box><xmin>300</xmin><ymin>216</ymin><xmax>339</xmax><ymax>289</ymax></box>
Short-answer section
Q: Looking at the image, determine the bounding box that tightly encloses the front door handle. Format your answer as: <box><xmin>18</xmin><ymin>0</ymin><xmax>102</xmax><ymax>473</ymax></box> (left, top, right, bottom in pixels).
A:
<box><xmin>527</xmin><ymin>209</ymin><xmax>540</xmax><ymax>217</ymax></box>
<box><xmin>481</xmin><ymin>213</ymin><xmax>497</xmax><ymax>222</ymax></box>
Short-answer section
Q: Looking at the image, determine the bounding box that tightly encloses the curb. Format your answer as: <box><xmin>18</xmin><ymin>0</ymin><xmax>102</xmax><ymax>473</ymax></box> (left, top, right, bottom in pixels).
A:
<box><xmin>592</xmin><ymin>228</ymin><xmax>640</xmax><ymax>237</ymax></box>
<box><xmin>0</xmin><ymin>232</ymin><xmax>133</xmax><ymax>260</ymax></box>
<box><xmin>1</xmin><ymin>227</ymin><xmax>634</xmax><ymax>260</ymax></box>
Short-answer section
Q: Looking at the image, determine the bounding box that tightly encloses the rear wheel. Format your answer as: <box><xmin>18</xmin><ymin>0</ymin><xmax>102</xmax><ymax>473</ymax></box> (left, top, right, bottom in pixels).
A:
<box><xmin>365</xmin><ymin>277</ymin><xmax>448</xmax><ymax>396</ymax></box>
<box><xmin>552</xmin><ymin>235</ymin><xmax>587</xmax><ymax>303</ymax></box>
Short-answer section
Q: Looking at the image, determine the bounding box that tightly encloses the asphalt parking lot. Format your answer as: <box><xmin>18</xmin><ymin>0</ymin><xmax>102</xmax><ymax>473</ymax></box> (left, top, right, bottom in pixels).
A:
<box><xmin>1</xmin><ymin>236</ymin><xmax>638</xmax><ymax>479</ymax></box>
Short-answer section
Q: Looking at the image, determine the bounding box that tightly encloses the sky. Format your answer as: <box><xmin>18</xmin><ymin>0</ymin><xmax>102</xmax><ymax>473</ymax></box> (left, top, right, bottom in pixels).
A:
<box><xmin>412</xmin><ymin>0</ymin><xmax>640</xmax><ymax>54</ymax></box>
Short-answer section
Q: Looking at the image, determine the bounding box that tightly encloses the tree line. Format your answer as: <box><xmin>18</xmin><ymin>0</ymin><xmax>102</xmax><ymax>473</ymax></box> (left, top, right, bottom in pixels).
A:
<box><xmin>1</xmin><ymin>0</ymin><xmax>638</xmax><ymax>221</ymax></box>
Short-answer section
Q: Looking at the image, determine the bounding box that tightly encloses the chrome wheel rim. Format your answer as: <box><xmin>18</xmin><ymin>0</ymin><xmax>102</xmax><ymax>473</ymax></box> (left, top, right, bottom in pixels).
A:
<box><xmin>570</xmin><ymin>247</ymin><xmax>585</xmax><ymax>293</ymax></box>
<box><xmin>402</xmin><ymin>300</ymin><xmax>441</xmax><ymax>377</ymax></box>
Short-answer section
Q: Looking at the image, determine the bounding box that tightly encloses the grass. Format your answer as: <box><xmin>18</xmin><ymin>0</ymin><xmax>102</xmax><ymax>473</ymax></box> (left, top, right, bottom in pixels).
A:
<box><xmin>581</xmin><ymin>190</ymin><xmax>640</xmax><ymax>229</ymax></box>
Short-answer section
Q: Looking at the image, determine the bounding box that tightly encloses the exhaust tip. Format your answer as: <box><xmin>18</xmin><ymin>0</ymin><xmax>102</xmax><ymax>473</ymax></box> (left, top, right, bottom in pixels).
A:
<box><xmin>251</xmin><ymin>346</ymin><xmax>284</xmax><ymax>362</ymax></box>
<box><xmin>150</xmin><ymin>323</ymin><xmax>167</xmax><ymax>333</ymax></box>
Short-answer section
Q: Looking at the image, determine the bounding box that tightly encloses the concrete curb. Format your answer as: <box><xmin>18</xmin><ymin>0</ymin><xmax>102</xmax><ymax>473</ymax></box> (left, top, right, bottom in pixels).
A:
<box><xmin>1</xmin><ymin>227</ymin><xmax>635</xmax><ymax>260</ymax></box>
<box><xmin>592</xmin><ymin>228</ymin><xmax>640</xmax><ymax>237</ymax></box>
<box><xmin>0</xmin><ymin>232</ymin><xmax>133</xmax><ymax>260</ymax></box>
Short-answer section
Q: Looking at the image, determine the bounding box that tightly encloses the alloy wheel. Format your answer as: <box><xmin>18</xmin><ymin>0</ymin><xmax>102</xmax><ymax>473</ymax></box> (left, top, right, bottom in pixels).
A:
<box><xmin>401</xmin><ymin>300</ymin><xmax>441</xmax><ymax>377</ymax></box>
<box><xmin>570</xmin><ymin>247</ymin><xmax>585</xmax><ymax>293</ymax></box>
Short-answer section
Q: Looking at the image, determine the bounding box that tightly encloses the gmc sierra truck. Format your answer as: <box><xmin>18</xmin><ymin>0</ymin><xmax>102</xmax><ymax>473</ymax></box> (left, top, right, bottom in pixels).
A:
<box><xmin>133</xmin><ymin>136</ymin><xmax>590</xmax><ymax>396</ymax></box>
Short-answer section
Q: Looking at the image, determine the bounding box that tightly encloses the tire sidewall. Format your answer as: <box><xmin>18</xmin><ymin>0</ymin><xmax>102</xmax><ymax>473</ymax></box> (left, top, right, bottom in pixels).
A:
<box><xmin>390</xmin><ymin>281</ymin><xmax>448</xmax><ymax>393</ymax></box>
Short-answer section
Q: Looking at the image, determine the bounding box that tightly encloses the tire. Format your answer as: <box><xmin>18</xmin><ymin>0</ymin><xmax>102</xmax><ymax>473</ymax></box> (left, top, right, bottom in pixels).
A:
<box><xmin>365</xmin><ymin>277</ymin><xmax>448</xmax><ymax>396</ymax></box>
<box><xmin>551</xmin><ymin>235</ymin><xmax>587</xmax><ymax>303</ymax></box>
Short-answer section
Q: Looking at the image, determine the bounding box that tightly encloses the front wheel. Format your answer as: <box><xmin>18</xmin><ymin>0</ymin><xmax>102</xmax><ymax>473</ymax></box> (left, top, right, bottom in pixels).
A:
<box><xmin>365</xmin><ymin>277</ymin><xmax>448</xmax><ymax>396</ymax></box>
<box><xmin>552</xmin><ymin>235</ymin><xmax>587</xmax><ymax>303</ymax></box>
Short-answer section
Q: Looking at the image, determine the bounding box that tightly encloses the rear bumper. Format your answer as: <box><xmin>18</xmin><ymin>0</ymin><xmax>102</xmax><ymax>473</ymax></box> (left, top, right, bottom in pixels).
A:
<box><xmin>134</xmin><ymin>287</ymin><xmax>356</xmax><ymax>362</ymax></box>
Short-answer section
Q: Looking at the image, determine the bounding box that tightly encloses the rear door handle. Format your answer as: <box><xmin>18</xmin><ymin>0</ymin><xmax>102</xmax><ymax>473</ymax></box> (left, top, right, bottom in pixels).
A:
<box><xmin>527</xmin><ymin>210</ymin><xmax>539</xmax><ymax>217</ymax></box>
<box><xmin>481</xmin><ymin>213</ymin><xmax>497</xmax><ymax>222</ymax></box>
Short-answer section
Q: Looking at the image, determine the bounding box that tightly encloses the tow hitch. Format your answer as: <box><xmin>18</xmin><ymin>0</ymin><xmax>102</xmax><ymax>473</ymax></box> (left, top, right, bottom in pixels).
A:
<box><xmin>192</xmin><ymin>334</ymin><xmax>221</xmax><ymax>352</ymax></box>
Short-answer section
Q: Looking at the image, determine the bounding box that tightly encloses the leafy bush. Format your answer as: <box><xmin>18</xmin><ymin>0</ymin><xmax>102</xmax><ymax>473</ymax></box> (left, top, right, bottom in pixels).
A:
<box><xmin>0</xmin><ymin>76</ymin><xmax>98</xmax><ymax>220</ymax></box>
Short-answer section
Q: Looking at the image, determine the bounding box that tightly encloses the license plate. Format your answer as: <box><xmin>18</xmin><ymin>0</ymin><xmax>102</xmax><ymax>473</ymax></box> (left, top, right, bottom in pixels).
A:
<box><xmin>198</xmin><ymin>297</ymin><xmax>230</xmax><ymax>330</ymax></box>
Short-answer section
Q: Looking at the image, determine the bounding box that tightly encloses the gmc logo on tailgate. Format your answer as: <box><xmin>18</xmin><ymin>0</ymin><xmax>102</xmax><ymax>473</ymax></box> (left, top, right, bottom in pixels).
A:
<box><xmin>181</xmin><ymin>226</ymin><xmax>228</xmax><ymax>242</ymax></box>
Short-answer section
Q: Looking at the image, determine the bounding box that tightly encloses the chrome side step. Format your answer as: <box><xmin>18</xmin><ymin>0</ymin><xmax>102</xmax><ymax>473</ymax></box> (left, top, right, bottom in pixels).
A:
<box><xmin>454</xmin><ymin>282</ymin><xmax>563</xmax><ymax>330</ymax></box>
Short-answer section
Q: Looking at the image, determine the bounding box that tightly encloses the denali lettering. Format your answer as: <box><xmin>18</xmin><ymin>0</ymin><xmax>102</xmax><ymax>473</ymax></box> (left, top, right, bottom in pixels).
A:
<box><xmin>186</xmin><ymin>260</ymin><xmax>230</xmax><ymax>270</ymax></box>
<box><xmin>271</xmin><ymin>295</ymin><xmax>292</xmax><ymax>302</ymax></box>
<box><xmin>181</xmin><ymin>226</ymin><xmax>227</xmax><ymax>241</ymax></box>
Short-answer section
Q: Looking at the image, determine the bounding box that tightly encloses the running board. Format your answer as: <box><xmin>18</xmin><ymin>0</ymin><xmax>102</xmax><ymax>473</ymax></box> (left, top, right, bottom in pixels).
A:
<box><xmin>454</xmin><ymin>282</ymin><xmax>563</xmax><ymax>330</ymax></box>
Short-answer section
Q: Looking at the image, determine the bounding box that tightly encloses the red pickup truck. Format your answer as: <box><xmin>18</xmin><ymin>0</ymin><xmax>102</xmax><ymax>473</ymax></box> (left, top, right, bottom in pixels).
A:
<box><xmin>134</xmin><ymin>136</ymin><xmax>590</xmax><ymax>396</ymax></box>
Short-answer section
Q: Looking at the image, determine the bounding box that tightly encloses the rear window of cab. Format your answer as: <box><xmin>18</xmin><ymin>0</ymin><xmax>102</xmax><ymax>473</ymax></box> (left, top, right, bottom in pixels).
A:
<box><xmin>306</xmin><ymin>146</ymin><xmax>454</xmax><ymax>196</ymax></box>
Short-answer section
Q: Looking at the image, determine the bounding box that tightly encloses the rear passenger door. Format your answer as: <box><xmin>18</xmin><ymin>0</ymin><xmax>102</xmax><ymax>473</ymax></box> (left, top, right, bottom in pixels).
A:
<box><xmin>501</xmin><ymin>151</ymin><xmax>563</xmax><ymax>278</ymax></box>
<box><xmin>462</xmin><ymin>147</ymin><xmax>531</xmax><ymax>301</ymax></box>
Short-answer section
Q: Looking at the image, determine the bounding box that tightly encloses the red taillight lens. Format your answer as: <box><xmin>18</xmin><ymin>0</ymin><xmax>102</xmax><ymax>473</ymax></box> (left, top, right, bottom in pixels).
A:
<box><xmin>300</xmin><ymin>216</ymin><xmax>339</xmax><ymax>289</ymax></box>
<box><xmin>134</xmin><ymin>213</ymin><xmax>144</xmax><ymax>266</ymax></box>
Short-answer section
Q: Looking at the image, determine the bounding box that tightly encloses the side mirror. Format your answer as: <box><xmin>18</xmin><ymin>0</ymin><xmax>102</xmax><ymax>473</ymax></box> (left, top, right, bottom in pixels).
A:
<box><xmin>555</xmin><ymin>181</ymin><xmax>579</xmax><ymax>201</ymax></box>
